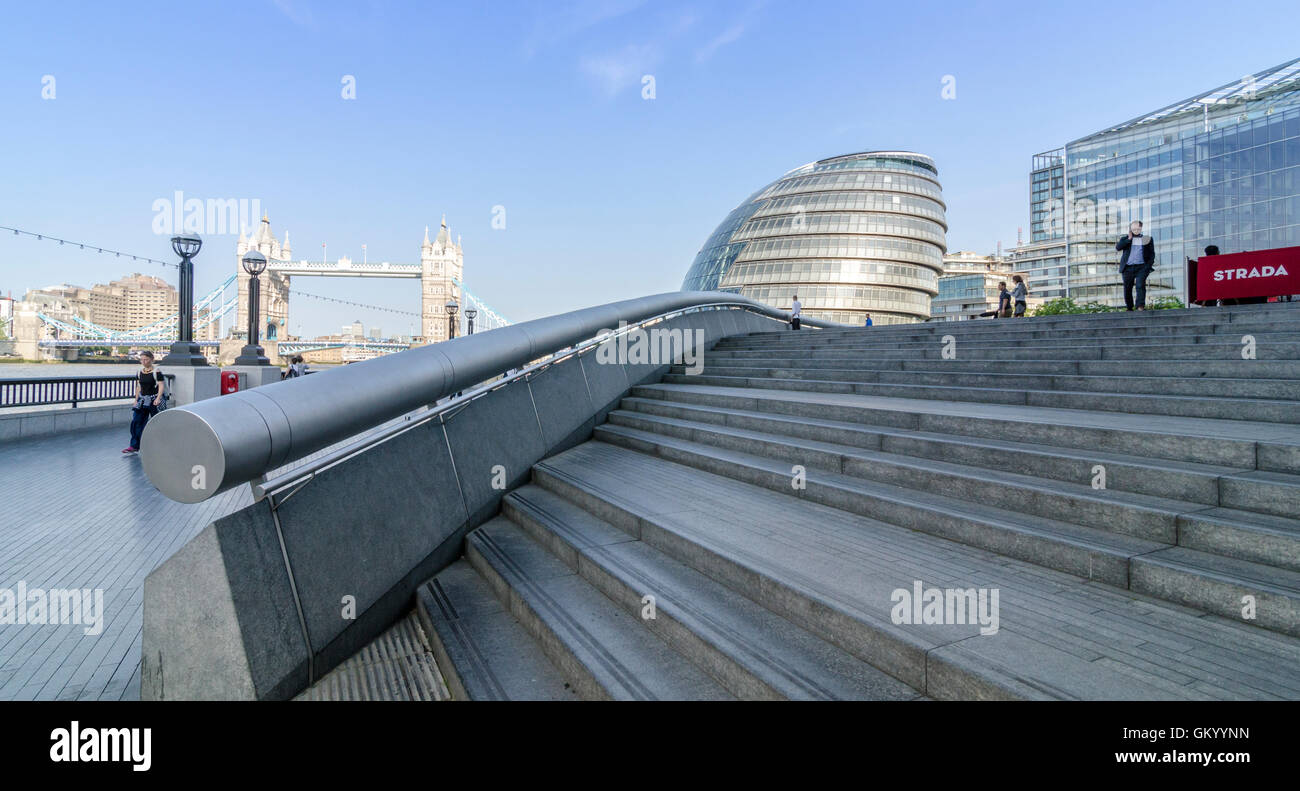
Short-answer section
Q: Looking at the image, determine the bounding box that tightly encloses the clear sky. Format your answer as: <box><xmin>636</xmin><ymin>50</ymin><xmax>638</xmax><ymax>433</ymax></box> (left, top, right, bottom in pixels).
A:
<box><xmin>1</xmin><ymin>0</ymin><xmax>1296</xmax><ymax>335</ymax></box>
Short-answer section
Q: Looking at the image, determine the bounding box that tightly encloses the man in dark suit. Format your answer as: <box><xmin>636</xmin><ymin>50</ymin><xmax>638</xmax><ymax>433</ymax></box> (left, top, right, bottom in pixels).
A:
<box><xmin>1116</xmin><ymin>220</ymin><xmax>1156</xmax><ymax>310</ymax></box>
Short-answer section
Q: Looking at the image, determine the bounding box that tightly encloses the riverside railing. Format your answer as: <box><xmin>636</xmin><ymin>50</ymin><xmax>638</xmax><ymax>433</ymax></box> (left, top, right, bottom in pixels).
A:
<box><xmin>0</xmin><ymin>374</ymin><xmax>175</xmax><ymax>409</ymax></box>
<box><xmin>142</xmin><ymin>290</ymin><xmax>841</xmax><ymax>503</ymax></box>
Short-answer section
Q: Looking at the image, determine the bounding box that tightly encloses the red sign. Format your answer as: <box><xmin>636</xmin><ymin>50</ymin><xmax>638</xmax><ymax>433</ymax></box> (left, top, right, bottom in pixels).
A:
<box><xmin>1196</xmin><ymin>246</ymin><xmax>1300</xmax><ymax>301</ymax></box>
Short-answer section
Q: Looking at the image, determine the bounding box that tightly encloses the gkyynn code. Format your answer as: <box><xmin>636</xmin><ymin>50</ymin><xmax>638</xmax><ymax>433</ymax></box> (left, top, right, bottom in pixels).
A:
<box><xmin>50</xmin><ymin>722</ymin><xmax>151</xmax><ymax>772</ymax></box>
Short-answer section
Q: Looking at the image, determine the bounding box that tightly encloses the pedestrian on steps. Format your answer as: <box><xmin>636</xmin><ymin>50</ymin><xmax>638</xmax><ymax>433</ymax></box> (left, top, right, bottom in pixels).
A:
<box><xmin>1011</xmin><ymin>275</ymin><xmax>1029</xmax><ymax>318</ymax></box>
<box><xmin>790</xmin><ymin>294</ymin><xmax>802</xmax><ymax>330</ymax></box>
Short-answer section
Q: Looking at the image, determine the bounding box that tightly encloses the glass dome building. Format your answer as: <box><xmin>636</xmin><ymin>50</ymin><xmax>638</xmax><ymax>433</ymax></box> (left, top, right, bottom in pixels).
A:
<box><xmin>681</xmin><ymin>151</ymin><xmax>947</xmax><ymax>325</ymax></box>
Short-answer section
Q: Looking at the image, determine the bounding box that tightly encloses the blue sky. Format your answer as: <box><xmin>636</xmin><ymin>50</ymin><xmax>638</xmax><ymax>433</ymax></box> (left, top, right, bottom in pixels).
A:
<box><xmin>1</xmin><ymin>0</ymin><xmax>1296</xmax><ymax>335</ymax></box>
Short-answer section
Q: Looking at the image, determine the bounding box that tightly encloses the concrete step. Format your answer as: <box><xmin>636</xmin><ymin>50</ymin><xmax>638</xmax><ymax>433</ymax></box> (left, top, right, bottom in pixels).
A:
<box><xmin>608</xmin><ymin>409</ymin><xmax>1192</xmax><ymax>541</ymax></box>
<box><xmin>593</xmin><ymin>422</ymin><xmax>1300</xmax><ymax>636</ymax></box>
<box><xmin>1178</xmin><ymin>507</ymin><xmax>1300</xmax><ymax>573</ymax></box>
<box><xmin>593</xmin><ymin>420</ymin><xmax>1165</xmax><ymax>588</ymax></box>
<box><xmin>719</xmin><ymin>340</ymin><xmax>1300</xmax><ymax>361</ymax></box>
<box><xmin>608</xmin><ymin>407</ymin><xmax>1300</xmax><ymax>569</ymax></box>
<box><xmin>618</xmin><ymin>396</ymin><xmax>1300</xmax><ymax>569</ymax></box>
<box><xmin>415</xmin><ymin>559</ymin><xmax>581</xmax><ymax>700</ymax></box>
<box><xmin>628</xmin><ymin>383</ymin><xmax>1300</xmax><ymax>474</ymax></box>
<box><xmin>531</xmin><ymin>440</ymin><xmax>1300</xmax><ymax>699</ymax></box>
<box><xmin>723</xmin><ymin>318</ymin><xmax>1300</xmax><ymax>343</ymax></box>
<box><xmin>501</xmin><ymin>484</ymin><xmax>919</xmax><ymax>700</ymax></box>
<box><xmin>699</xmin><ymin>355</ymin><xmax>1300</xmax><ymax>380</ymax></box>
<box><xmin>660</xmin><ymin>372</ymin><xmax>1300</xmax><ymax>424</ymax></box>
<box><xmin>464</xmin><ymin>517</ymin><xmax>735</xmax><ymax>700</ymax></box>
<box><xmin>715</xmin><ymin>336</ymin><xmax>1300</xmax><ymax>358</ymax></box>
<box><xmin>1132</xmin><ymin>547</ymin><xmax>1300</xmax><ymax>637</ymax></box>
<box><xmin>726</xmin><ymin>307</ymin><xmax>1300</xmax><ymax>342</ymax></box>
<box><xmin>618</xmin><ymin>394</ymin><xmax>1247</xmax><ymax>505</ymax></box>
<box><xmin>675</xmin><ymin>364</ymin><xmax>1300</xmax><ymax>401</ymax></box>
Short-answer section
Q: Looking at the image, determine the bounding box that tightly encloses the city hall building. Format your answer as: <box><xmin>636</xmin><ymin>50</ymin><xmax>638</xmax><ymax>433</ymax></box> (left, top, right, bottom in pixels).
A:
<box><xmin>1010</xmin><ymin>57</ymin><xmax>1300</xmax><ymax>307</ymax></box>
<box><xmin>681</xmin><ymin>151</ymin><xmax>948</xmax><ymax>325</ymax></box>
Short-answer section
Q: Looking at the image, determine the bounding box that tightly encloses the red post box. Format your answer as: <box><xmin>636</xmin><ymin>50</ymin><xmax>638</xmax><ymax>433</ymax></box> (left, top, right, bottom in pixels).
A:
<box><xmin>221</xmin><ymin>370</ymin><xmax>240</xmax><ymax>395</ymax></box>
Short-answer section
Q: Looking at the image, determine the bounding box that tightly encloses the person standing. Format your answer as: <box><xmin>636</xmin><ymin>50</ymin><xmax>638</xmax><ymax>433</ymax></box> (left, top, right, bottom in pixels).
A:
<box><xmin>1011</xmin><ymin>275</ymin><xmax>1029</xmax><ymax>317</ymax></box>
<box><xmin>123</xmin><ymin>351</ymin><xmax>165</xmax><ymax>454</ymax></box>
<box><xmin>1116</xmin><ymin>220</ymin><xmax>1156</xmax><ymax>310</ymax></box>
<box><xmin>863</xmin><ymin>313</ymin><xmax>873</xmax><ymax>327</ymax></box>
<box><xmin>790</xmin><ymin>294</ymin><xmax>802</xmax><ymax>330</ymax></box>
<box><xmin>976</xmin><ymin>282</ymin><xmax>1012</xmax><ymax>319</ymax></box>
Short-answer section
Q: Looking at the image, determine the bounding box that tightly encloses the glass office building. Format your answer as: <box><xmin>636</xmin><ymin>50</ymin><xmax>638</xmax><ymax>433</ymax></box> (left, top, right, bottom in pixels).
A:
<box><xmin>1021</xmin><ymin>58</ymin><xmax>1300</xmax><ymax>306</ymax></box>
<box><xmin>681</xmin><ymin>151</ymin><xmax>947</xmax><ymax>324</ymax></box>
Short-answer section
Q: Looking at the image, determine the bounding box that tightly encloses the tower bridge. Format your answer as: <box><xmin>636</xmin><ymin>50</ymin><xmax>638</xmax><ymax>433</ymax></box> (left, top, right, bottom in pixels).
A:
<box><xmin>21</xmin><ymin>215</ymin><xmax>510</xmax><ymax>360</ymax></box>
<box><xmin>237</xmin><ymin>214</ymin><xmax>488</xmax><ymax>345</ymax></box>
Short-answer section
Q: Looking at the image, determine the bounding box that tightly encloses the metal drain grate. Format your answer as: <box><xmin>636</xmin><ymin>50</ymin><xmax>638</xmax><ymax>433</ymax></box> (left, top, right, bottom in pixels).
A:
<box><xmin>295</xmin><ymin>611</ymin><xmax>451</xmax><ymax>701</ymax></box>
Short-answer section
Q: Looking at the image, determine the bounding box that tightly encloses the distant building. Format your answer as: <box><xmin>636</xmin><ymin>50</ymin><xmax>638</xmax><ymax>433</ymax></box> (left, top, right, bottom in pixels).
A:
<box><xmin>933</xmin><ymin>251</ymin><xmax>1041</xmax><ymax>320</ymax></box>
<box><xmin>421</xmin><ymin>216</ymin><xmax>465</xmax><ymax>342</ymax></box>
<box><xmin>1005</xmin><ymin>238</ymin><xmax>1068</xmax><ymax>302</ymax></box>
<box><xmin>682</xmin><ymin>151</ymin><xmax>948</xmax><ymax>325</ymax></box>
<box><xmin>21</xmin><ymin>274</ymin><xmax>178</xmax><ymax>334</ymax></box>
<box><xmin>1022</xmin><ymin>57</ymin><xmax>1300</xmax><ymax>307</ymax></box>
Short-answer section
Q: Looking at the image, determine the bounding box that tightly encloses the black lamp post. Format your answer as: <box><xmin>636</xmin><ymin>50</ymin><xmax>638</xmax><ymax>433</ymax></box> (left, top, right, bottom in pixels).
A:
<box><xmin>234</xmin><ymin>251</ymin><xmax>270</xmax><ymax>365</ymax></box>
<box><xmin>160</xmin><ymin>233</ymin><xmax>207</xmax><ymax>366</ymax></box>
<box><xmin>445</xmin><ymin>299</ymin><xmax>458</xmax><ymax>340</ymax></box>
<box><xmin>465</xmin><ymin>307</ymin><xmax>478</xmax><ymax>335</ymax></box>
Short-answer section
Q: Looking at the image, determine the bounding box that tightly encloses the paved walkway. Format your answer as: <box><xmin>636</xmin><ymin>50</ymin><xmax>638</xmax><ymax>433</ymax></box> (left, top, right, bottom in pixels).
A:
<box><xmin>0</xmin><ymin>424</ymin><xmax>252</xmax><ymax>700</ymax></box>
<box><xmin>0</xmin><ymin>401</ymin><xmax>440</xmax><ymax>701</ymax></box>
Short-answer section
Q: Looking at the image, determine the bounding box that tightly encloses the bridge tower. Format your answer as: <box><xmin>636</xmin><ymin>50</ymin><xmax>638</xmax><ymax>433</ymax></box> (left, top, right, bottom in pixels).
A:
<box><xmin>420</xmin><ymin>215</ymin><xmax>464</xmax><ymax>342</ymax></box>
<box><xmin>235</xmin><ymin>215</ymin><xmax>291</xmax><ymax>342</ymax></box>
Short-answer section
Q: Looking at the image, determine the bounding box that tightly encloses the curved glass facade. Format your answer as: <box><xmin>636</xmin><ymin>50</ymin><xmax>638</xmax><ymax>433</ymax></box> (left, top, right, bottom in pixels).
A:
<box><xmin>682</xmin><ymin>151</ymin><xmax>947</xmax><ymax>324</ymax></box>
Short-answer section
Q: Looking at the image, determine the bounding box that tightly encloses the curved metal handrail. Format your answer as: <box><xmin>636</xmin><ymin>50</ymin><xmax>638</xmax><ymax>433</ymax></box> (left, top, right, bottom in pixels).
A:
<box><xmin>141</xmin><ymin>290</ymin><xmax>840</xmax><ymax>502</ymax></box>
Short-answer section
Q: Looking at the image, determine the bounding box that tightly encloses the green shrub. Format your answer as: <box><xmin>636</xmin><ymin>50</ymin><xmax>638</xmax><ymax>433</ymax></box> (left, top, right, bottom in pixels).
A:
<box><xmin>1146</xmin><ymin>296</ymin><xmax>1185</xmax><ymax>310</ymax></box>
<box><xmin>1030</xmin><ymin>297</ymin><xmax>1116</xmax><ymax>316</ymax></box>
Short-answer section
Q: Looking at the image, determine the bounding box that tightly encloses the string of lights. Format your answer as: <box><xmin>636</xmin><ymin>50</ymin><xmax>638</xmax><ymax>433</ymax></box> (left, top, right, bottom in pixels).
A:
<box><xmin>3</xmin><ymin>222</ymin><xmax>508</xmax><ymax>324</ymax></box>
<box><xmin>1</xmin><ymin>224</ymin><xmax>179</xmax><ymax>269</ymax></box>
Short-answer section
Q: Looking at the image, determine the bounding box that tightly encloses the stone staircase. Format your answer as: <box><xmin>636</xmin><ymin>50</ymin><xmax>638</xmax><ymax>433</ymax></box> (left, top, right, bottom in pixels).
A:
<box><xmin>417</xmin><ymin>303</ymin><xmax>1300</xmax><ymax>700</ymax></box>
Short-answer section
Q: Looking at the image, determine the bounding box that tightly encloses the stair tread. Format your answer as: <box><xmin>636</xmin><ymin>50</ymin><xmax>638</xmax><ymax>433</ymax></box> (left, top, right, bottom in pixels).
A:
<box><xmin>609</xmin><ymin>407</ymin><xmax>1215</xmax><ymax>517</ymax></box>
<box><xmin>468</xmin><ymin>517</ymin><xmax>735</xmax><ymax>700</ymax></box>
<box><xmin>1135</xmin><ymin>545</ymin><xmax>1300</xmax><ymax>595</ymax></box>
<box><xmin>620</xmin><ymin>395</ymin><xmax>1248</xmax><ymax>478</ymax></box>
<box><xmin>634</xmin><ymin>382</ymin><xmax>1300</xmax><ymax>445</ymax></box>
<box><xmin>674</xmin><ymin>372</ymin><xmax>1300</xmax><ymax>410</ymax></box>
<box><xmin>596</xmin><ymin>421</ymin><xmax>1167</xmax><ymax>557</ymax></box>
<box><xmin>535</xmin><ymin>441</ymin><xmax>1300</xmax><ymax>699</ymax></box>
<box><xmin>505</xmin><ymin>484</ymin><xmax>919</xmax><ymax>700</ymax></box>
<box><xmin>416</xmin><ymin>559</ymin><xmax>579</xmax><ymax>701</ymax></box>
<box><xmin>692</xmin><ymin>364</ymin><xmax>1300</xmax><ymax>391</ymax></box>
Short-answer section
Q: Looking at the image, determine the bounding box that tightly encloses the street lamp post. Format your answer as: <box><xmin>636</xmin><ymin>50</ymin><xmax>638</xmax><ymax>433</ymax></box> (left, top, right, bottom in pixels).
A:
<box><xmin>234</xmin><ymin>251</ymin><xmax>270</xmax><ymax>365</ymax></box>
<box><xmin>445</xmin><ymin>299</ymin><xmax>458</xmax><ymax>340</ymax></box>
<box><xmin>465</xmin><ymin>307</ymin><xmax>478</xmax><ymax>335</ymax></box>
<box><xmin>161</xmin><ymin>233</ymin><xmax>207</xmax><ymax>366</ymax></box>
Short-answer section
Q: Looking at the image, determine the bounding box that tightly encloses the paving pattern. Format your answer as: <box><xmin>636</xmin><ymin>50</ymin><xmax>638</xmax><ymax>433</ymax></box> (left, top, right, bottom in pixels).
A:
<box><xmin>0</xmin><ymin>405</ymin><xmax>433</xmax><ymax>701</ymax></box>
<box><xmin>0</xmin><ymin>424</ymin><xmax>252</xmax><ymax>700</ymax></box>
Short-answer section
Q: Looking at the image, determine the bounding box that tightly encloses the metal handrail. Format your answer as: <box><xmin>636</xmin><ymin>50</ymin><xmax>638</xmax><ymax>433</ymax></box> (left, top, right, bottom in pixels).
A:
<box><xmin>142</xmin><ymin>290</ymin><xmax>840</xmax><ymax>503</ymax></box>
<box><xmin>249</xmin><ymin>301</ymin><xmax>787</xmax><ymax>500</ymax></box>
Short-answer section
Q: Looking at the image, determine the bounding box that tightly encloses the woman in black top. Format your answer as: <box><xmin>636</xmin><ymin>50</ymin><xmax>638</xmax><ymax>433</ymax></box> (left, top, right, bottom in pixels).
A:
<box><xmin>124</xmin><ymin>351</ymin><xmax>164</xmax><ymax>453</ymax></box>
